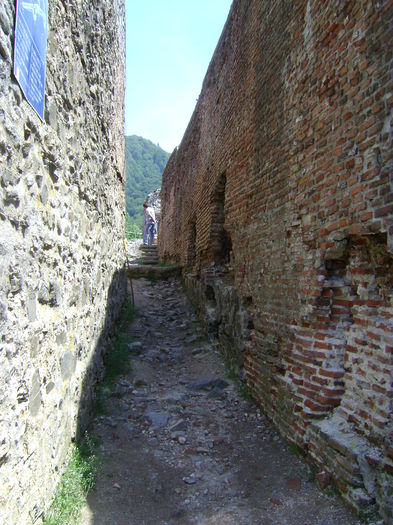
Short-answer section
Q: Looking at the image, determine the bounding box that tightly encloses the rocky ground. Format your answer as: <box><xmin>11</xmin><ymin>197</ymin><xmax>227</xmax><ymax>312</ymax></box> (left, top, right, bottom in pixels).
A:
<box><xmin>81</xmin><ymin>276</ymin><xmax>364</xmax><ymax>525</ymax></box>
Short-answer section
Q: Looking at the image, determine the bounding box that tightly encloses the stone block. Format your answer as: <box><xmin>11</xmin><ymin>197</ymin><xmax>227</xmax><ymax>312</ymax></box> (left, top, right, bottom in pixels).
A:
<box><xmin>0</xmin><ymin>0</ymin><xmax>126</xmax><ymax>521</ymax></box>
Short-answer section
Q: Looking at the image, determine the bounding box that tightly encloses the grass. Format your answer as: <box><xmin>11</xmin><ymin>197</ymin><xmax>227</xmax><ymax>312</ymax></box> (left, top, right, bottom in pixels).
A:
<box><xmin>102</xmin><ymin>300</ymin><xmax>136</xmax><ymax>389</ymax></box>
<box><xmin>239</xmin><ymin>382</ymin><xmax>253</xmax><ymax>401</ymax></box>
<box><xmin>324</xmin><ymin>483</ymin><xmax>340</xmax><ymax>498</ymax></box>
<box><xmin>45</xmin><ymin>300</ymin><xmax>137</xmax><ymax>524</ymax></box>
<box><xmin>225</xmin><ymin>361</ymin><xmax>254</xmax><ymax>401</ymax></box>
<box><xmin>226</xmin><ymin>367</ymin><xmax>238</xmax><ymax>381</ymax></box>
<box><xmin>359</xmin><ymin>507</ymin><xmax>381</xmax><ymax>524</ymax></box>
<box><xmin>95</xmin><ymin>299</ymin><xmax>137</xmax><ymax>415</ymax></box>
<box><xmin>102</xmin><ymin>333</ymin><xmax>131</xmax><ymax>388</ymax></box>
<box><xmin>44</xmin><ymin>434</ymin><xmax>97</xmax><ymax>525</ymax></box>
<box><xmin>288</xmin><ymin>443</ymin><xmax>304</xmax><ymax>456</ymax></box>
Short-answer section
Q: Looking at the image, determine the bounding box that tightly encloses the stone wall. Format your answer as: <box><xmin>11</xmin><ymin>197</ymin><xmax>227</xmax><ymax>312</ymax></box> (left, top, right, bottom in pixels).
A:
<box><xmin>160</xmin><ymin>0</ymin><xmax>393</xmax><ymax>521</ymax></box>
<box><xmin>0</xmin><ymin>0</ymin><xmax>126</xmax><ymax>522</ymax></box>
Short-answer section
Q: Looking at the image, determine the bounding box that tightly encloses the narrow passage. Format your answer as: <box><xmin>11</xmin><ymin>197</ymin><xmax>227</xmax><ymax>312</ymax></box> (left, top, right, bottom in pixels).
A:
<box><xmin>81</xmin><ymin>276</ymin><xmax>362</xmax><ymax>525</ymax></box>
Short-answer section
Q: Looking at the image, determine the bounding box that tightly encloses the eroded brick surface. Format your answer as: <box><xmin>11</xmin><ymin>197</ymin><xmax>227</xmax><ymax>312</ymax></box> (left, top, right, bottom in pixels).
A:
<box><xmin>160</xmin><ymin>1</ymin><xmax>393</xmax><ymax>521</ymax></box>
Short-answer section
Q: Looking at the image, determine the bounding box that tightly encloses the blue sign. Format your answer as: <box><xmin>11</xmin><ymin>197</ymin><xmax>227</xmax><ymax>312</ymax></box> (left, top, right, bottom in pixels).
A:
<box><xmin>13</xmin><ymin>0</ymin><xmax>48</xmax><ymax>120</ymax></box>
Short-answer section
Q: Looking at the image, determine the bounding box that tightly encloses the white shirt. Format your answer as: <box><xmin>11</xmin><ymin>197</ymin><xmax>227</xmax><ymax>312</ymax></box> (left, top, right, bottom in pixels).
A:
<box><xmin>145</xmin><ymin>206</ymin><xmax>156</xmax><ymax>223</ymax></box>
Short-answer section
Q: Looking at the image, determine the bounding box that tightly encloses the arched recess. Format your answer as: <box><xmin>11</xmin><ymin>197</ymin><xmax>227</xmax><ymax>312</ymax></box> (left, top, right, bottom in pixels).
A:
<box><xmin>186</xmin><ymin>218</ymin><xmax>197</xmax><ymax>270</ymax></box>
<box><xmin>210</xmin><ymin>172</ymin><xmax>232</xmax><ymax>267</ymax></box>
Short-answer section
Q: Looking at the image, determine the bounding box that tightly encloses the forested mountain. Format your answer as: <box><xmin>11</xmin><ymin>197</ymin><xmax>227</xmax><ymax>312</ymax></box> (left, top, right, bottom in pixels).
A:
<box><xmin>125</xmin><ymin>135</ymin><xmax>170</xmax><ymax>235</ymax></box>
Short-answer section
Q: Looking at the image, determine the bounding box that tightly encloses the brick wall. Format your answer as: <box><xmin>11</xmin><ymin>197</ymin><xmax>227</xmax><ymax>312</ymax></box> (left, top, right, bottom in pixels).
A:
<box><xmin>160</xmin><ymin>0</ymin><xmax>393</xmax><ymax>521</ymax></box>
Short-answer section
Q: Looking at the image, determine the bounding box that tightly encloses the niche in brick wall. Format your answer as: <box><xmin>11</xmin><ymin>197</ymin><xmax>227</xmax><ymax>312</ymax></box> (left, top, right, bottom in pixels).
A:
<box><xmin>321</xmin><ymin>249</ymin><xmax>354</xmax><ymax>413</ymax></box>
<box><xmin>210</xmin><ymin>172</ymin><xmax>232</xmax><ymax>267</ymax></box>
<box><xmin>338</xmin><ymin>233</ymin><xmax>393</xmax><ymax>440</ymax></box>
<box><xmin>290</xmin><ymin>240</ymin><xmax>354</xmax><ymax>422</ymax></box>
<box><xmin>304</xmin><ymin>233</ymin><xmax>393</xmax><ymax>430</ymax></box>
<box><xmin>187</xmin><ymin>219</ymin><xmax>197</xmax><ymax>270</ymax></box>
<box><xmin>244</xmin><ymin>296</ymin><xmax>255</xmax><ymax>331</ymax></box>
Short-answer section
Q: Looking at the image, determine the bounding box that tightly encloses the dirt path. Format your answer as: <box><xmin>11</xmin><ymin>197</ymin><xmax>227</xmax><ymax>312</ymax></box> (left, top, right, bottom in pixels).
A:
<box><xmin>81</xmin><ymin>277</ymin><xmax>363</xmax><ymax>525</ymax></box>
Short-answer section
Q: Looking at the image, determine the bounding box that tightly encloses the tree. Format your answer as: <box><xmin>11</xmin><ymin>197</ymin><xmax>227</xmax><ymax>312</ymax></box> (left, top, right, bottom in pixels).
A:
<box><xmin>124</xmin><ymin>135</ymin><xmax>170</xmax><ymax>238</ymax></box>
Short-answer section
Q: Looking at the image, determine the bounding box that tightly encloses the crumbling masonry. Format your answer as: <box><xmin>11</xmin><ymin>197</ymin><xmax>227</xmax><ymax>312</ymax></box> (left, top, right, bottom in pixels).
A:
<box><xmin>0</xmin><ymin>1</ymin><xmax>126</xmax><ymax>522</ymax></box>
<box><xmin>160</xmin><ymin>1</ymin><xmax>393</xmax><ymax>521</ymax></box>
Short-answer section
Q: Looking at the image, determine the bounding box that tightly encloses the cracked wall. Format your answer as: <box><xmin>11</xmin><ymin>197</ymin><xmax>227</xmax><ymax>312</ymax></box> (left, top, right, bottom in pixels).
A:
<box><xmin>160</xmin><ymin>0</ymin><xmax>393</xmax><ymax>521</ymax></box>
<box><xmin>0</xmin><ymin>0</ymin><xmax>126</xmax><ymax>522</ymax></box>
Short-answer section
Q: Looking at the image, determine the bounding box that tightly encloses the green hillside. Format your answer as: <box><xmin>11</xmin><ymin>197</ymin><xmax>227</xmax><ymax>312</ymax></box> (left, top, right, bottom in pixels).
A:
<box><xmin>125</xmin><ymin>135</ymin><xmax>170</xmax><ymax>237</ymax></box>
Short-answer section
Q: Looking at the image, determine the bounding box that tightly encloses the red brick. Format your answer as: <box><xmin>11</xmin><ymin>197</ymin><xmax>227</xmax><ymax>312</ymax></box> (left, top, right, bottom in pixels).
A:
<box><xmin>304</xmin><ymin>400</ymin><xmax>327</xmax><ymax>412</ymax></box>
<box><xmin>319</xmin><ymin>369</ymin><xmax>344</xmax><ymax>378</ymax></box>
<box><xmin>360</xmin><ymin>211</ymin><xmax>372</xmax><ymax>222</ymax></box>
<box><xmin>384</xmin><ymin>463</ymin><xmax>393</xmax><ymax>475</ymax></box>
<box><xmin>317</xmin><ymin>395</ymin><xmax>341</xmax><ymax>406</ymax></box>
<box><xmin>160</xmin><ymin>2</ymin><xmax>393</xmax><ymax>515</ymax></box>
<box><xmin>375</xmin><ymin>204</ymin><xmax>393</xmax><ymax>218</ymax></box>
<box><xmin>371</xmin><ymin>102</ymin><xmax>385</xmax><ymax>115</ymax></box>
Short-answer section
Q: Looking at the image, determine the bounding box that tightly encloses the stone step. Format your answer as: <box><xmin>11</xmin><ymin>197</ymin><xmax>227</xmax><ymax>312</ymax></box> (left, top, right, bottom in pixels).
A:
<box><xmin>127</xmin><ymin>265</ymin><xmax>182</xmax><ymax>278</ymax></box>
<box><xmin>140</xmin><ymin>245</ymin><xmax>159</xmax><ymax>265</ymax></box>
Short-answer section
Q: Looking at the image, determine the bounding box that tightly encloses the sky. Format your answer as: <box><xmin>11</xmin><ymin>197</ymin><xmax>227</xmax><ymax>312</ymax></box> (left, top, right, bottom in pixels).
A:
<box><xmin>125</xmin><ymin>0</ymin><xmax>233</xmax><ymax>153</ymax></box>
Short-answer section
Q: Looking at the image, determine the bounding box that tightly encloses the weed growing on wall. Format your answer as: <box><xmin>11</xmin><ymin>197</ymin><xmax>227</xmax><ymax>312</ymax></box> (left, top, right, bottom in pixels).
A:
<box><xmin>44</xmin><ymin>434</ymin><xmax>97</xmax><ymax>525</ymax></box>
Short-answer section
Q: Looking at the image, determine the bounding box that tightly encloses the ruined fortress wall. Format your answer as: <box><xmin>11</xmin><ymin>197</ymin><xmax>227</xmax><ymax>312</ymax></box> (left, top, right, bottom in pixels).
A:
<box><xmin>0</xmin><ymin>1</ymin><xmax>126</xmax><ymax>522</ymax></box>
<box><xmin>160</xmin><ymin>0</ymin><xmax>393</xmax><ymax>520</ymax></box>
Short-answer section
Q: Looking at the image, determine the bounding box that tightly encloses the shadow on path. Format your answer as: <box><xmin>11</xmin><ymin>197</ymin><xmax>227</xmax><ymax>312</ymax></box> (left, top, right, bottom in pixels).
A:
<box><xmin>74</xmin><ymin>268</ymin><xmax>127</xmax><ymax>442</ymax></box>
<box><xmin>80</xmin><ymin>276</ymin><xmax>363</xmax><ymax>525</ymax></box>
